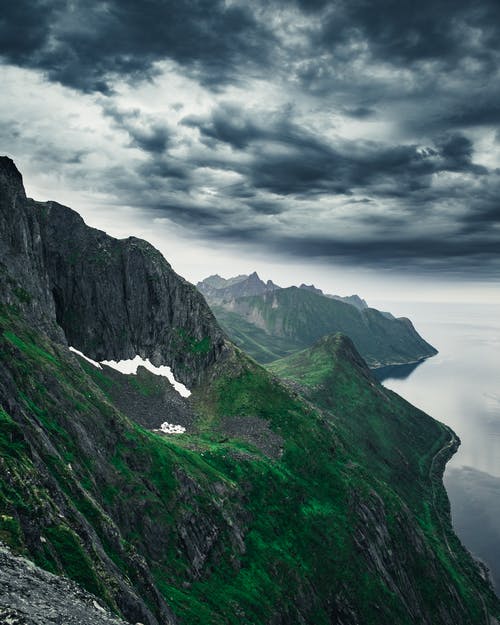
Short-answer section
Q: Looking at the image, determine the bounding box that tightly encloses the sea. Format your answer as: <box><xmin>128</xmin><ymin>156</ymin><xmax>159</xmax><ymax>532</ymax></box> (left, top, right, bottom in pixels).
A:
<box><xmin>373</xmin><ymin>301</ymin><xmax>500</xmax><ymax>592</ymax></box>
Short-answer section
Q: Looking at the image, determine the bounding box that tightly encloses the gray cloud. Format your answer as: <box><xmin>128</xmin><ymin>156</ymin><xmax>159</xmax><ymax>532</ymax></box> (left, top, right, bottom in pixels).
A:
<box><xmin>102</xmin><ymin>105</ymin><xmax>171</xmax><ymax>154</ymax></box>
<box><xmin>316</xmin><ymin>0</ymin><xmax>500</xmax><ymax>68</ymax></box>
<box><xmin>185</xmin><ymin>106</ymin><xmax>486</xmax><ymax>197</ymax></box>
<box><xmin>0</xmin><ymin>0</ymin><xmax>271</xmax><ymax>93</ymax></box>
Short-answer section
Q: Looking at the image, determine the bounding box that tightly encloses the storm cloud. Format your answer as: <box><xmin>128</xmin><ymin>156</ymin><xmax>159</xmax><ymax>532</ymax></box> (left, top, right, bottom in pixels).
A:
<box><xmin>1</xmin><ymin>0</ymin><xmax>499</xmax><ymax>276</ymax></box>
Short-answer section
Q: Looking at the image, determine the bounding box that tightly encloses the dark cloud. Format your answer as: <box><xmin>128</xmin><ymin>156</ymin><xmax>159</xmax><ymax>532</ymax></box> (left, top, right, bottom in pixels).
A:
<box><xmin>1</xmin><ymin>0</ymin><xmax>500</xmax><ymax>277</ymax></box>
<box><xmin>185</xmin><ymin>106</ymin><xmax>485</xmax><ymax>197</ymax></box>
<box><xmin>277</xmin><ymin>234</ymin><xmax>500</xmax><ymax>276</ymax></box>
<box><xmin>183</xmin><ymin>105</ymin><xmax>263</xmax><ymax>150</ymax></box>
<box><xmin>317</xmin><ymin>0</ymin><xmax>500</xmax><ymax>68</ymax></box>
<box><xmin>102</xmin><ymin>105</ymin><xmax>171</xmax><ymax>154</ymax></box>
<box><xmin>0</xmin><ymin>0</ymin><xmax>271</xmax><ymax>92</ymax></box>
<box><xmin>0</xmin><ymin>1</ymin><xmax>60</xmax><ymax>62</ymax></box>
<box><xmin>343</xmin><ymin>107</ymin><xmax>376</xmax><ymax>119</ymax></box>
<box><xmin>129</xmin><ymin>125</ymin><xmax>170</xmax><ymax>154</ymax></box>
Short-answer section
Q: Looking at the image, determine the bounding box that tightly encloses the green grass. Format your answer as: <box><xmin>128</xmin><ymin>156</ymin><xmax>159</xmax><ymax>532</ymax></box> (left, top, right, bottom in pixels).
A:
<box><xmin>3</xmin><ymin>330</ymin><xmax>59</xmax><ymax>365</ymax></box>
<box><xmin>266</xmin><ymin>333</ymin><xmax>493</xmax><ymax>622</ymax></box>
<box><xmin>0</xmin><ymin>406</ymin><xmax>28</xmax><ymax>460</ymax></box>
<box><xmin>213</xmin><ymin>306</ymin><xmax>302</xmax><ymax>363</ymax></box>
<box><xmin>0</xmin><ymin>514</ymin><xmax>23</xmax><ymax>549</ymax></box>
<box><xmin>44</xmin><ymin>524</ymin><xmax>103</xmax><ymax>596</ymax></box>
<box><xmin>175</xmin><ymin>328</ymin><xmax>212</xmax><ymax>355</ymax></box>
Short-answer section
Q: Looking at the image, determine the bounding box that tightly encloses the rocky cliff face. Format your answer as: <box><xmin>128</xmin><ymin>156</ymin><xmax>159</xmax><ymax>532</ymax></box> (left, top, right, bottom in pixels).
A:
<box><xmin>0</xmin><ymin>157</ymin><xmax>227</xmax><ymax>388</ymax></box>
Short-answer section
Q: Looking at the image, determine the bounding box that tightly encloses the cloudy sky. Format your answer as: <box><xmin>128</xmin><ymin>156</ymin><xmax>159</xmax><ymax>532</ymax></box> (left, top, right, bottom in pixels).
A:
<box><xmin>1</xmin><ymin>0</ymin><xmax>499</xmax><ymax>304</ymax></box>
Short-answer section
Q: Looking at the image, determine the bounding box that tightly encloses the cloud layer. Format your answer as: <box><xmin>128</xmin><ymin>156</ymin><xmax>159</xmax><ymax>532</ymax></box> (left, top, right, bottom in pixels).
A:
<box><xmin>1</xmin><ymin>0</ymin><xmax>499</xmax><ymax>277</ymax></box>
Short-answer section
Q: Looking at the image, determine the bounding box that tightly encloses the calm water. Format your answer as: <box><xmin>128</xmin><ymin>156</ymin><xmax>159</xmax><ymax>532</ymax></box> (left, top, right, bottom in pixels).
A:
<box><xmin>374</xmin><ymin>302</ymin><xmax>500</xmax><ymax>591</ymax></box>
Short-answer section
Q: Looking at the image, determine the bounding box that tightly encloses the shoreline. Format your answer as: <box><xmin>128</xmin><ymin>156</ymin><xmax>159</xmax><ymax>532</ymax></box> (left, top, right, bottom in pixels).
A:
<box><xmin>370</xmin><ymin>352</ymin><xmax>437</xmax><ymax>372</ymax></box>
<box><xmin>429</xmin><ymin>425</ymin><xmax>499</xmax><ymax>614</ymax></box>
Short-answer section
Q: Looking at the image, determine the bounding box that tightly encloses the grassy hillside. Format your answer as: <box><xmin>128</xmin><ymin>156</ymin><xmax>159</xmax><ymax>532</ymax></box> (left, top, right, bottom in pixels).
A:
<box><xmin>212</xmin><ymin>305</ymin><xmax>303</xmax><ymax>363</ymax></box>
<box><xmin>267</xmin><ymin>333</ymin><xmax>497</xmax><ymax>610</ymax></box>
<box><xmin>1</xmin><ymin>299</ymin><xmax>498</xmax><ymax>624</ymax></box>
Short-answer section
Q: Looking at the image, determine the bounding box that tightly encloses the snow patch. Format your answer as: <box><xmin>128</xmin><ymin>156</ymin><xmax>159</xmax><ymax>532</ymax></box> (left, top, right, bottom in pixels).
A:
<box><xmin>156</xmin><ymin>422</ymin><xmax>186</xmax><ymax>435</ymax></box>
<box><xmin>100</xmin><ymin>355</ymin><xmax>191</xmax><ymax>397</ymax></box>
<box><xmin>69</xmin><ymin>348</ymin><xmax>191</xmax><ymax>397</ymax></box>
<box><xmin>69</xmin><ymin>346</ymin><xmax>102</xmax><ymax>369</ymax></box>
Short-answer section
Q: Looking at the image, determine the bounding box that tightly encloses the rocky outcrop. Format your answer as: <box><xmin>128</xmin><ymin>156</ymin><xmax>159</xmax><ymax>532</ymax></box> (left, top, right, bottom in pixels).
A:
<box><xmin>0</xmin><ymin>543</ymin><xmax>128</xmax><ymax>625</ymax></box>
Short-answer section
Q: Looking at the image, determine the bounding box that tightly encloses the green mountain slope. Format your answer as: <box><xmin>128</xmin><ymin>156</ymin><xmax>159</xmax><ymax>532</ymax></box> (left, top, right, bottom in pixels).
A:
<box><xmin>267</xmin><ymin>333</ymin><xmax>497</xmax><ymax>610</ymax></box>
<box><xmin>219</xmin><ymin>287</ymin><xmax>437</xmax><ymax>367</ymax></box>
<box><xmin>0</xmin><ymin>158</ymin><xmax>498</xmax><ymax>624</ymax></box>
<box><xmin>212</xmin><ymin>304</ymin><xmax>302</xmax><ymax>362</ymax></box>
<box><xmin>2</xmin><ymin>306</ymin><xmax>499</xmax><ymax>624</ymax></box>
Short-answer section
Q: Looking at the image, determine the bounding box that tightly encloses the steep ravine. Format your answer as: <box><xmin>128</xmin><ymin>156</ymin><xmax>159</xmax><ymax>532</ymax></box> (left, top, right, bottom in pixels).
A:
<box><xmin>0</xmin><ymin>157</ymin><xmax>499</xmax><ymax>625</ymax></box>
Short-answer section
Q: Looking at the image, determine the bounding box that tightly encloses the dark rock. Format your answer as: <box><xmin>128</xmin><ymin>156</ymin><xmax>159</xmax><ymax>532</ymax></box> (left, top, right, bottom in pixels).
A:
<box><xmin>218</xmin><ymin>415</ymin><xmax>284</xmax><ymax>459</ymax></box>
<box><xmin>0</xmin><ymin>542</ymin><xmax>128</xmax><ymax>625</ymax></box>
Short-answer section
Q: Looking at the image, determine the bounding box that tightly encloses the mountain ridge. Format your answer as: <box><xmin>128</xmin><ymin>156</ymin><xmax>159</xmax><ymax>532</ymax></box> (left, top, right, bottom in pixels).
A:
<box><xmin>197</xmin><ymin>271</ymin><xmax>280</xmax><ymax>304</ymax></box>
<box><xmin>197</xmin><ymin>272</ymin><xmax>369</xmax><ymax>310</ymax></box>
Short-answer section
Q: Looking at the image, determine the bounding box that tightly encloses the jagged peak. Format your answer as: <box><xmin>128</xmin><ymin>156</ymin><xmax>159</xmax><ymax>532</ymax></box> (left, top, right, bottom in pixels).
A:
<box><xmin>316</xmin><ymin>331</ymin><xmax>354</xmax><ymax>350</ymax></box>
<box><xmin>312</xmin><ymin>332</ymin><xmax>371</xmax><ymax>372</ymax></box>
<box><xmin>299</xmin><ymin>283</ymin><xmax>324</xmax><ymax>295</ymax></box>
<box><xmin>0</xmin><ymin>156</ymin><xmax>26</xmax><ymax>201</ymax></box>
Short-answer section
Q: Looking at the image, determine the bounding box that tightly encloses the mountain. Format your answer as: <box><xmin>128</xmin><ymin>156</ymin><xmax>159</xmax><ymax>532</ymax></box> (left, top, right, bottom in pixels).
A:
<box><xmin>214</xmin><ymin>286</ymin><xmax>437</xmax><ymax>366</ymax></box>
<box><xmin>0</xmin><ymin>158</ymin><xmax>226</xmax><ymax>389</ymax></box>
<box><xmin>198</xmin><ymin>273</ymin><xmax>433</xmax><ymax>367</ymax></box>
<box><xmin>298</xmin><ymin>283</ymin><xmax>324</xmax><ymax>295</ymax></box>
<box><xmin>199</xmin><ymin>273</ymin><xmax>369</xmax><ymax>311</ymax></box>
<box><xmin>329</xmin><ymin>293</ymin><xmax>368</xmax><ymax>309</ymax></box>
<box><xmin>299</xmin><ymin>284</ymin><xmax>368</xmax><ymax>310</ymax></box>
<box><xmin>0</xmin><ymin>157</ymin><xmax>498</xmax><ymax>625</ymax></box>
<box><xmin>197</xmin><ymin>272</ymin><xmax>280</xmax><ymax>304</ymax></box>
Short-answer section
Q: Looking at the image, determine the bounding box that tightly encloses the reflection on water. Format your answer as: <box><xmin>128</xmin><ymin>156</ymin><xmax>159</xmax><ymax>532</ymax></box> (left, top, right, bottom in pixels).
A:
<box><xmin>445</xmin><ymin>466</ymin><xmax>500</xmax><ymax>590</ymax></box>
<box><xmin>375</xmin><ymin>302</ymin><xmax>500</xmax><ymax>591</ymax></box>
<box><xmin>373</xmin><ymin>359</ymin><xmax>425</xmax><ymax>382</ymax></box>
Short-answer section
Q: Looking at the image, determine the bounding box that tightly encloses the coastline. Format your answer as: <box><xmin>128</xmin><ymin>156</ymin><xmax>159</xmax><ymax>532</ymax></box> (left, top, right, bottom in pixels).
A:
<box><xmin>371</xmin><ymin>353</ymin><xmax>437</xmax><ymax>380</ymax></box>
<box><xmin>429</xmin><ymin>424</ymin><xmax>499</xmax><ymax>618</ymax></box>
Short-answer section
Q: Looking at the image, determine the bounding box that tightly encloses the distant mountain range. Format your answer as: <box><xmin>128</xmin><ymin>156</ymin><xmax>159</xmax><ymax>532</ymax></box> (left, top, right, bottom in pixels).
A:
<box><xmin>197</xmin><ymin>273</ymin><xmax>436</xmax><ymax>367</ymax></box>
<box><xmin>198</xmin><ymin>272</ymin><xmax>368</xmax><ymax>309</ymax></box>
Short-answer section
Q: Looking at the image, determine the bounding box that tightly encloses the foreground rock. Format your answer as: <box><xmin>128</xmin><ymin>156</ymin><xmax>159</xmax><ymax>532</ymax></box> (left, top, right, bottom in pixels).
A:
<box><xmin>0</xmin><ymin>543</ymin><xmax>128</xmax><ymax>625</ymax></box>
